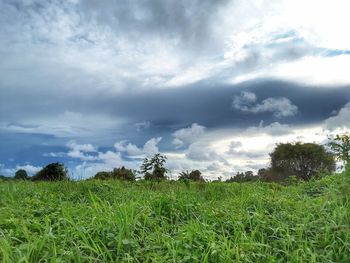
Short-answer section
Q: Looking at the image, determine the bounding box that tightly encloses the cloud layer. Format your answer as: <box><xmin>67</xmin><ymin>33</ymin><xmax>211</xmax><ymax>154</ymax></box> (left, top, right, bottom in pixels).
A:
<box><xmin>1</xmin><ymin>0</ymin><xmax>350</xmax><ymax>179</ymax></box>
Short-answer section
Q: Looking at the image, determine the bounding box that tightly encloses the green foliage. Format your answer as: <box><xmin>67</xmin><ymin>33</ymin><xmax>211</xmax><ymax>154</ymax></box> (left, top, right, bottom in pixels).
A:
<box><xmin>93</xmin><ymin>167</ymin><xmax>136</xmax><ymax>181</ymax></box>
<box><xmin>178</xmin><ymin>170</ymin><xmax>205</xmax><ymax>182</ymax></box>
<box><xmin>112</xmin><ymin>167</ymin><xmax>136</xmax><ymax>181</ymax></box>
<box><xmin>140</xmin><ymin>153</ymin><xmax>168</xmax><ymax>180</ymax></box>
<box><xmin>226</xmin><ymin>171</ymin><xmax>259</xmax><ymax>183</ymax></box>
<box><xmin>0</xmin><ymin>172</ymin><xmax>349</xmax><ymax>262</ymax></box>
<box><xmin>328</xmin><ymin>133</ymin><xmax>350</xmax><ymax>169</ymax></box>
<box><xmin>0</xmin><ymin>175</ymin><xmax>12</xmax><ymax>181</ymax></box>
<box><xmin>14</xmin><ymin>169</ymin><xmax>29</xmax><ymax>180</ymax></box>
<box><xmin>93</xmin><ymin>171</ymin><xmax>112</xmax><ymax>180</ymax></box>
<box><xmin>269</xmin><ymin>142</ymin><xmax>335</xmax><ymax>181</ymax></box>
<box><xmin>31</xmin><ymin>162</ymin><xmax>68</xmax><ymax>181</ymax></box>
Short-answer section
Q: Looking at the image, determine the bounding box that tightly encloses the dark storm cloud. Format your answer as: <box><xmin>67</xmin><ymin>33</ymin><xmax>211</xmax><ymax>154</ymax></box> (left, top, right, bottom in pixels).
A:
<box><xmin>2</xmin><ymin>78</ymin><xmax>350</xmax><ymax>135</ymax></box>
<box><xmin>92</xmin><ymin>80</ymin><xmax>350</xmax><ymax>129</ymax></box>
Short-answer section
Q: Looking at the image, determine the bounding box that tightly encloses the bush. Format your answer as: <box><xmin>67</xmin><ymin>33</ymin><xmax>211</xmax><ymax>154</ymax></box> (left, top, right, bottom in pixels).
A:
<box><xmin>226</xmin><ymin>171</ymin><xmax>259</xmax><ymax>183</ymax></box>
<box><xmin>93</xmin><ymin>171</ymin><xmax>112</xmax><ymax>180</ymax></box>
<box><xmin>32</xmin><ymin>163</ymin><xmax>68</xmax><ymax>181</ymax></box>
<box><xmin>93</xmin><ymin>167</ymin><xmax>135</xmax><ymax>181</ymax></box>
<box><xmin>112</xmin><ymin>167</ymin><xmax>135</xmax><ymax>181</ymax></box>
<box><xmin>178</xmin><ymin>170</ymin><xmax>205</xmax><ymax>182</ymax></box>
<box><xmin>14</xmin><ymin>169</ymin><xmax>29</xmax><ymax>180</ymax></box>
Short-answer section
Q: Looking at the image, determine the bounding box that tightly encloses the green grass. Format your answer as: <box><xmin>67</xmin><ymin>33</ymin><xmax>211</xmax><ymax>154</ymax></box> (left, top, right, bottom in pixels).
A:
<box><xmin>0</xmin><ymin>172</ymin><xmax>349</xmax><ymax>262</ymax></box>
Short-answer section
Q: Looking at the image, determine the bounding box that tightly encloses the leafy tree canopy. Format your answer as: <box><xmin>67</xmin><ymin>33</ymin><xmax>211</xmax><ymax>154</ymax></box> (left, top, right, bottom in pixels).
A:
<box><xmin>14</xmin><ymin>169</ymin><xmax>29</xmax><ymax>180</ymax></box>
<box><xmin>93</xmin><ymin>171</ymin><xmax>112</xmax><ymax>180</ymax></box>
<box><xmin>93</xmin><ymin>167</ymin><xmax>136</xmax><ymax>181</ymax></box>
<box><xmin>32</xmin><ymin>163</ymin><xmax>68</xmax><ymax>181</ymax></box>
<box><xmin>226</xmin><ymin>171</ymin><xmax>259</xmax><ymax>183</ymax></box>
<box><xmin>140</xmin><ymin>153</ymin><xmax>168</xmax><ymax>181</ymax></box>
<box><xmin>270</xmin><ymin>142</ymin><xmax>335</xmax><ymax>181</ymax></box>
<box><xmin>178</xmin><ymin>170</ymin><xmax>205</xmax><ymax>182</ymax></box>
<box><xmin>328</xmin><ymin>133</ymin><xmax>350</xmax><ymax>170</ymax></box>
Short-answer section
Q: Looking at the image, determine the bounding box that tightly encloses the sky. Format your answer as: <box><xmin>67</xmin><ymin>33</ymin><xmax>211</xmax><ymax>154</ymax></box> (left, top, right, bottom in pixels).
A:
<box><xmin>1</xmin><ymin>0</ymin><xmax>350</xmax><ymax>180</ymax></box>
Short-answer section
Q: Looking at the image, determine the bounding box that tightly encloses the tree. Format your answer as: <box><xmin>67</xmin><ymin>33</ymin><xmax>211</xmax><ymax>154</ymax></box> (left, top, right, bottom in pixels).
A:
<box><xmin>270</xmin><ymin>142</ymin><xmax>335</xmax><ymax>181</ymax></box>
<box><xmin>32</xmin><ymin>163</ymin><xmax>69</xmax><ymax>181</ymax></box>
<box><xmin>14</xmin><ymin>169</ymin><xmax>29</xmax><ymax>180</ymax></box>
<box><xmin>140</xmin><ymin>153</ymin><xmax>168</xmax><ymax>180</ymax></box>
<box><xmin>257</xmin><ymin>168</ymin><xmax>268</xmax><ymax>178</ymax></box>
<box><xmin>93</xmin><ymin>167</ymin><xmax>136</xmax><ymax>181</ymax></box>
<box><xmin>178</xmin><ymin>170</ymin><xmax>205</xmax><ymax>182</ymax></box>
<box><xmin>93</xmin><ymin>171</ymin><xmax>112</xmax><ymax>180</ymax></box>
<box><xmin>328</xmin><ymin>133</ymin><xmax>350</xmax><ymax>169</ymax></box>
<box><xmin>112</xmin><ymin>167</ymin><xmax>136</xmax><ymax>181</ymax></box>
<box><xmin>225</xmin><ymin>171</ymin><xmax>259</xmax><ymax>182</ymax></box>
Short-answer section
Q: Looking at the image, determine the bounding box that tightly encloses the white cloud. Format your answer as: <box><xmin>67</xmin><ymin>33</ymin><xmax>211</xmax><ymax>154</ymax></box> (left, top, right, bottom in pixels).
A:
<box><xmin>251</xmin><ymin>98</ymin><xmax>298</xmax><ymax>117</ymax></box>
<box><xmin>17</xmin><ymin>164</ymin><xmax>42</xmax><ymax>175</ymax></box>
<box><xmin>246</xmin><ymin>121</ymin><xmax>292</xmax><ymax>136</ymax></box>
<box><xmin>114</xmin><ymin>137</ymin><xmax>162</xmax><ymax>157</ymax></box>
<box><xmin>186</xmin><ymin>142</ymin><xmax>228</xmax><ymax>164</ymax></box>
<box><xmin>66</xmin><ymin>140</ymin><xmax>97</xmax><ymax>152</ymax></box>
<box><xmin>279</xmin><ymin>0</ymin><xmax>350</xmax><ymax>50</ymax></box>
<box><xmin>232</xmin><ymin>91</ymin><xmax>257</xmax><ymax>111</ymax></box>
<box><xmin>97</xmin><ymin>151</ymin><xmax>123</xmax><ymax>166</ymax></box>
<box><xmin>66</xmin><ymin>140</ymin><xmax>98</xmax><ymax>161</ymax></box>
<box><xmin>172</xmin><ymin>123</ymin><xmax>206</xmax><ymax>148</ymax></box>
<box><xmin>0</xmin><ymin>111</ymin><xmax>125</xmax><ymax>138</ymax></box>
<box><xmin>0</xmin><ymin>163</ymin><xmax>42</xmax><ymax>176</ymax></box>
<box><xmin>143</xmin><ymin>137</ymin><xmax>162</xmax><ymax>156</ymax></box>
<box><xmin>114</xmin><ymin>141</ymin><xmax>143</xmax><ymax>156</ymax></box>
<box><xmin>67</xmin><ymin>150</ymin><xmax>98</xmax><ymax>161</ymax></box>
<box><xmin>43</xmin><ymin>152</ymin><xmax>66</xmax><ymax>158</ymax></box>
<box><xmin>233</xmin><ymin>92</ymin><xmax>298</xmax><ymax>118</ymax></box>
<box><xmin>324</xmin><ymin>102</ymin><xmax>350</xmax><ymax>131</ymax></box>
<box><xmin>233</xmin><ymin>56</ymin><xmax>350</xmax><ymax>86</ymax></box>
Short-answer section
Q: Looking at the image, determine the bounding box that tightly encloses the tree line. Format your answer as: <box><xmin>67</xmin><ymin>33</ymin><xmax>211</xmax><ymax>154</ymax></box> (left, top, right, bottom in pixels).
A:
<box><xmin>1</xmin><ymin>134</ymin><xmax>349</xmax><ymax>183</ymax></box>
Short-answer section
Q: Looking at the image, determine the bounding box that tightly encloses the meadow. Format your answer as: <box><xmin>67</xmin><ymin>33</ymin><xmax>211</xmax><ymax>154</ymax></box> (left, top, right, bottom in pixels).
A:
<box><xmin>0</xmin><ymin>171</ymin><xmax>349</xmax><ymax>262</ymax></box>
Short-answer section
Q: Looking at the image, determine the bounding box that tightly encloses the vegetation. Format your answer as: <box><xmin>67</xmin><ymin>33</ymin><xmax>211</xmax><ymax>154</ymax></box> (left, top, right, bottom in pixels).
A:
<box><xmin>140</xmin><ymin>153</ymin><xmax>168</xmax><ymax>181</ymax></box>
<box><xmin>0</xmin><ymin>175</ymin><xmax>12</xmax><ymax>181</ymax></box>
<box><xmin>14</xmin><ymin>169</ymin><xmax>29</xmax><ymax>180</ymax></box>
<box><xmin>93</xmin><ymin>171</ymin><xmax>112</xmax><ymax>180</ymax></box>
<box><xmin>93</xmin><ymin>167</ymin><xmax>136</xmax><ymax>181</ymax></box>
<box><xmin>178</xmin><ymin>170</ymin><xmax>205</xmax><ymax>182</ymax></box>
<box><xmin>31</xmin><ymin>162</ymin><xmax>69</xmax><ymax>181</ymax></box>
<box><xmin>267</xmin><ymin>142</ymin><xmax>335</xmax><ymax>181</ymax></box>
<box><xmin>0</xmin><ymin>140</ymin><xmax>348</xmax><ymax>261</ymax></box>
<box><xmin>329</xmin><ymin>133</ymin><xmax>350</xmax><ymax>169</ymax></box>
<box><xmin>0</xmin><ymin>170</ymin><xmax>349</xmax><ymax>262</ymax></box>
<box><xmin>226</xmin><ymin>171</ymin><xmax>259</xmax><ymax>183</ymax></box>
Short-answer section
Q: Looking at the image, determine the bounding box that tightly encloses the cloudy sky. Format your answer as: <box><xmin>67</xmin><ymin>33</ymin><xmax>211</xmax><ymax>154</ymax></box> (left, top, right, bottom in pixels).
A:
<box><xmin>1</xmin><ymin>0</ymin><xmax>350</xmax><ymax>179</ymax></box>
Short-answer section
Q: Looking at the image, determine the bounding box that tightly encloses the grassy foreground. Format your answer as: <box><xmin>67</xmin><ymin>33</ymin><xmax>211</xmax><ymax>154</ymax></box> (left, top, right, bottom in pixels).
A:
<box><xmin>0</xmin><ymin>173</ymin><xmax>349</xmax><ymax>262</ymax></box>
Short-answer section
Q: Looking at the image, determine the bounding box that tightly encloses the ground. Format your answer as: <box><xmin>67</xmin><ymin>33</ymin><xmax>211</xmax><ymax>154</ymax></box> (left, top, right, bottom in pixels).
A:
<box><xmin>0</xmin><ymin>172</ymin><xmax>349</xmax><ymax>262</ymax></box>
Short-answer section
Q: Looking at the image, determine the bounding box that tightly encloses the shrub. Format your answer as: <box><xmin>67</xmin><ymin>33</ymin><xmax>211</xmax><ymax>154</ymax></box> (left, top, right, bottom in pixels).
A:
<box><xmin>93</xmin><ymin>167</ymin><xmax>135</xmax><ymax>181</ymax></box>
<box><xmin>226</xmin><ymin>171</ymin><xmax>259</xmax><ymax>183</ymax></box>
<box><xmin>178</xmin><ymin>170</ymin><xmax>205</xmax><ymax>182</ymax></box>
<box><xmin>112</xmin><ymin>167</ymin><xmax>135</xmax><ymax>181</ymax></box>
<box><xmin>93</xmin><ymin>171</ymin><xmax>112</xmax><ymax>180</ymax></box>
<box><xmin>14</xmin><ymin>169</ymin><xmax>29</xmax><ymax>180</ymax></box>
<box><xmin>32</xmin><ymin>163</ymin><xmax>68</xmax><ymax>181</ymax></box>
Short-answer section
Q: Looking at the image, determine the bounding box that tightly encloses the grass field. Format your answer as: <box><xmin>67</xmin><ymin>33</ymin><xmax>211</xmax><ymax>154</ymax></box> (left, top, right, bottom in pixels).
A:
<box><xmin>0</xmin><ymin>172</ymin><xmax>349</xmax><ymax>262</ymax></box>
